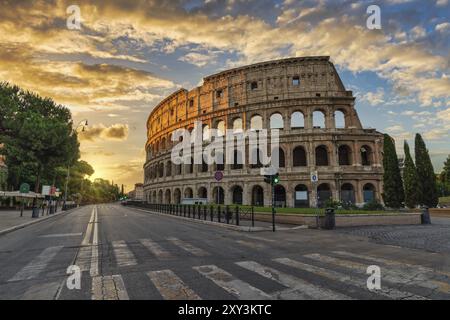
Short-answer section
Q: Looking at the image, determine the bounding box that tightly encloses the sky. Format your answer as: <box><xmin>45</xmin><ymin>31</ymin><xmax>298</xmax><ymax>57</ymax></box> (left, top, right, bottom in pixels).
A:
<box><xmin>0</xmin><ymin>0</ymin><xmax>449</xmax><ymax>192</ymax></box>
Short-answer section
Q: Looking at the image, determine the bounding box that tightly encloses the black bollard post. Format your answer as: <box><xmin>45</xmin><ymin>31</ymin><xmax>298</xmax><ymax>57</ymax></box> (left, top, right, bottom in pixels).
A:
<box><xmin>235</xmin><ymin>206</ymin><xmax>240</xmax><ymax>226</ymax></box>
<box><xmin>421</xmin><ymin>206</ymin><xmax>431</xmax><ymax>224</ymax></box>
<box><xmin>225</xmin><ymin>205</ymin><xmax>230</xmax><ymax>224</ymax></box>
<box><xmin>322</xmin><ymin>208</ymin><xmax>336</xmax><ymax>230</ymax></box>
<box><xmin>210</xmin><ymin>205</ymin><xmax>213</xmax><ymax>221</ymax></box>
<box><xmin>218</xmin><ymin>205</ymin><xmax>221</xmax><ymax>223</ymax></box>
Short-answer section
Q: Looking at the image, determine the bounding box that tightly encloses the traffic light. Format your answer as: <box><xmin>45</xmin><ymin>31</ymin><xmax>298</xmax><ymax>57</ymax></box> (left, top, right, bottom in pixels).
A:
<box><xmin>273</xmin><ymin>173</ymin><xmax>280</xmax><ymax>185</ymax></box>
<box><xmin>264</xmin><ymin>175</ymin><xmax>272</xmax><ymax>184</ymax></box>
<box><xmin>264</xmin><ymin>173</ymin><xmax>280</xmax><ymax>185</ymax></box>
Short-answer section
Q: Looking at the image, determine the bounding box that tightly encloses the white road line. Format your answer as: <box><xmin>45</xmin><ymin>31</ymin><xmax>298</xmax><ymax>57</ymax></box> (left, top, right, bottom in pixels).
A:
<box><xmin>148</xmin><ymin>270</ymin><xmax>201</xmax><ymax>300</ymax></box>
<box><xmin>112</xmin><ymin>240</ymin><xmax>137</xmax><ymax>267</ymax></box>
<box><xmin>236</xmin><ymin>261</ymin><xmax>351</xmax><ymax>300</ymax></box>
<box><xmin>274</xmin><ymin>257</ymin><xmax>427</xmax><ymax>300</ymax></box>
<box><xmin>304</xmin><ymin>253</ymin><xmax>449</xmax><ymax>293</ymax></box>
<box><xmin>193</xmin><ymin>265</ymin><xmax>271</xmax><ymax>300</ymax></box>
<box><xmin>75</xmin><ymin>246</ymin><xmax>92</xmax><ymax>272</ymax></box>
<box><xmin>90</xmin><ymin>206</ymin><xmax>99</xmax><ymax>277</ymax></box>
<box><xmin>139</xmin><ymin>238</ymin><xmax>172</xmax><ymax>259</ymax></box>
<box><xmin>40</xmin><ymin>233</ymin><xmax>82</xmax><ymax>238</ymax></box>
<box><xmin>167</xmin><ymin>237</ymin><xmax>209</xmax><ymax>257</ymax></box>
<box><xmin>9</xmin><ymin>246</ymin><xmax>64</xmax><ymax>281</ymax></box>
<box><xmin>92</xmin><ymin>275</ymin><xmax>129</xmax><ymax>300</ymax></box>
<box><xmin>82</xmin><ymin>207</ymin><xmax>96</xmax><ymax>246</ymax></box>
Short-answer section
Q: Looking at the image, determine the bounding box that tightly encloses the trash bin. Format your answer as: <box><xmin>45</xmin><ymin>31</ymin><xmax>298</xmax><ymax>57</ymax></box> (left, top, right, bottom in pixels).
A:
<box><xmin>421</xmin><ymin>206</ymin><xmax>431</xmax><ymax>224</ymax></box>
<box><xmin>322</xmin><ymin>208</ymin><xmax>336</xmax><ymax>230</ymax></box>
<box><xmin>31</xmin><ymin>207</ymin><xmax>40</xmax><ymax>218</ymax></box>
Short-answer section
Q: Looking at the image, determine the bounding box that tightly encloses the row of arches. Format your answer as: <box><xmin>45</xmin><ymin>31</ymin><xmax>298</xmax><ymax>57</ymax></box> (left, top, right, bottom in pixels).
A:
<box><xmin>145</xmin><ymin>144</ymin><xmax>374</xmax><ymax>181</ymax></box>
<box><xmin>149</xmin><ymin>110</ymin><xmax>352</xmax><ymax>156</ymax></box>
<box><xmin>147</xmin><ymin>183</ymin><xmax>377</xmax><ymax>208</ymax></box>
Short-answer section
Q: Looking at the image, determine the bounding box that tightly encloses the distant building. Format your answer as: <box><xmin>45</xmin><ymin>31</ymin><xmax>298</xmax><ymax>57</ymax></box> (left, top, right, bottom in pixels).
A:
<box><xmin>127</xmin><ymin>183</ymin><xmax>144</xmax><ymax>201</ymax></box>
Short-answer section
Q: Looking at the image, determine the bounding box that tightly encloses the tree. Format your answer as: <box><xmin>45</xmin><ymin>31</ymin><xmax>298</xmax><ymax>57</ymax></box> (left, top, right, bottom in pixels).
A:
<box><xmin>382</xmin><ymin>134</ymin><xmax>404</xmax><ymax>208</ymax></box>
<box><xmin>415</xmin><ymin>134</ymin><xmax>439</xmax><ymax>207</ymax></box>
<box><xmin>403</xmin><ymin>141</ymin><xmax>420</xmax><ymax>208</ymax></box>
<box><xmin>441</xmin><ymin>155</ymin><xmax>450</xmax><ymax>184</ymax></box>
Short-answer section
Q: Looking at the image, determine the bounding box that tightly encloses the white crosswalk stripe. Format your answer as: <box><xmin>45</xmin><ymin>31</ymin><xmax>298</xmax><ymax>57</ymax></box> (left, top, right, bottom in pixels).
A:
<box><xmin>112</xmin><ymin>240</ymin><xmax>137</xmax><ymax>267</ymax></box>
<box><xmin>236</xmin><ymin>260</ymin><xmax>351</xmax><ymax>300</ymax></box>
<box><xmin>167</xmin><ymin>237</ymin><xmax>209</xmax><ymax>257</ymax></box>
<box><xmin>274</xmin><ymin>257</ymin><xmax>427</xmax><ymax>300</ymax></box>
<box><xmin>139</xmin><ymin>238</ymin><xmax>172</xmax><ymax>259</ymax></box>
<box><xmin>193</xmin><ymin>265</ymin><xmax>271</xmax><ymax>300</ymax></box>
<box><xmin>148</xmin><ymin>270</ymin><xmax>201</xmax><ymax>300</ymax></box>
<box><xmin>9</xmin><ymin>246</ymin><xmax>64</xmax><ymax>282</ymax></box>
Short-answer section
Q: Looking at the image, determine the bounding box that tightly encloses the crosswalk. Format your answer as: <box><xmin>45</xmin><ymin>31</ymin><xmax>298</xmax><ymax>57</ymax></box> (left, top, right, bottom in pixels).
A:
<box><xmin>6</xmin><ymin>236</ymin><xmax>450</xmax><ymax>300</ymax></box>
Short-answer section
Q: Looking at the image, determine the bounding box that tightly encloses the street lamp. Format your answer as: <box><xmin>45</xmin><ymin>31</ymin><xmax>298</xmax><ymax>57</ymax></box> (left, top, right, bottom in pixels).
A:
<box><xmin>63</xmin><ymin>119</ymin><xmax>88</xmax><ymax>210</ymax></box>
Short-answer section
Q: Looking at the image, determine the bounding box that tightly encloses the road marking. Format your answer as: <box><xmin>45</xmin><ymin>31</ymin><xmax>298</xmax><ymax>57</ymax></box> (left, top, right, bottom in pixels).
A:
<box><xmin>236</xmin><ymin>260</ymin><xmax>351</xmax><ymax>300</ymax></box>
<box><xmin>92</xmin><ymin>275</ymin><xmax>129</xmax><ymax>300</ymax></box>
<box><xmin>274</xmin><ymin>257</ymin><xmax>427</xmax><ymax>300</ymax></box>
<box><xmin>167</xmin><ymin>237</ymin><xmax>209</xmax><ymax>257</ymax></box>
<box><xmin>40</xmin><ymin>233</ymin><xmax>82</xmax><ymax>238</ymax></box>
<box><xmin>9</xmin><ymin>246</ymin><xmax>64</xmax><ymax>281</ymax></box>
<box><xmin>193</xmin><ymin>265</ymin><xmax>271</xmax><ymax>300</ymax></box>
<box><xmin>304</xmin><ymin>253</ymin><xmax>449</xmax><ymax>294</ymax></box>
<box><xmin>139</xmin><ymin>238</ymin><xmax>172</xmax><ymax>259</ymax></box>
<box><xmin>90</xmin><ymin>206</ymin><xmax>99</xmax><ymax>277</ymax></box>
<box><xmin>235</xmin><ymin>240</ymin><xmax>268</xmax><ymax>250</ymax></box>
<box><xmin>147</xmin><ymin>270</ymin><xmax>201</xmax><ymax>300</ymax></box>
<box><xmin>82</xmin><ymin>207</ymin><xmax>96</xmax><ymax>246</ymax></box>
<box><xmin>75</xmin><ymin>246</ymin><xmax>92</xmax><ymax>272</ymax></box>
<box><xmin>112</xmin><ymin>240</ymin><xmax>137</xmax><ymax>267</ymax></box>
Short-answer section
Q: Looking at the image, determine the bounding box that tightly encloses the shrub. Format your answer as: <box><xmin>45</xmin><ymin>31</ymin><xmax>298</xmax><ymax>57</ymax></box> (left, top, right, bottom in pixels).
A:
<box><xmin>363</xmin><ymin>200</ymin><xmax>384</xmax><ymax>211</ymax></box>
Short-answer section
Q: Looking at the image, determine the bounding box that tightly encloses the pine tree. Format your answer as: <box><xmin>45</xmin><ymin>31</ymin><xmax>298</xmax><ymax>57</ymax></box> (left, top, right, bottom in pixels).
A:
<box><xmin>441</xmin><ymin>155</ymin><xmax>450</xmax><ymax>184</ymax></box>
<box><xmin>382</xmin><ymin>134</ymin><xmax>405</xmax><ymax>208</ymax></box>
<box><xmin>414</xmin><ymin>134</ymin><xmax>439</xmax><ymax>207</ymax></box>
<box><xmin>403</xmin><ymin>141</ymin><xmax>420</xmax><ymax>208</ymax></box>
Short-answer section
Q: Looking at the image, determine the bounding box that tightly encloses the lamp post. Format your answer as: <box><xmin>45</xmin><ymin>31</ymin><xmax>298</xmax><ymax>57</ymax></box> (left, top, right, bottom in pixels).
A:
<box><xmin>63</xmin><ymin>119</ymin><xmax>88</xmax><ymax>210</ymax></box>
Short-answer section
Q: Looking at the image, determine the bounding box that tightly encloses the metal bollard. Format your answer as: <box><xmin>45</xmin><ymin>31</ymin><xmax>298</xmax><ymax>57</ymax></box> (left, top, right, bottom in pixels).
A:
<box><xmin>225</xmin><ymin>205</ymin><xmax>230</xmax><ymax>224</ymax></box>
<box><xmin>421</xmin><ymin>206</ymin><xmax>431</xmax><ymax>224</ymax></box>
<box><xmin>218</xmin><ymin>205</ymin><xmax>221</xmax><ymax>223</ymax></box>
<box><xmin>322</xmin><ymin>208</ymin><xmax>336</xmax><ymax>230</ymax></box>
<box><xmin>210</xmin><ymin>205</ymin><xmax>213</xmax><ymax>221</ymax></box>
<box><xmin>203</xmin><ymin>206</ymin><xmax>207</xmax><ymax>220</ymax></box>
<box><xmin>235</xmin><ymin>206</ymin><xmax>240</xmax><ymax>226</ymax></box>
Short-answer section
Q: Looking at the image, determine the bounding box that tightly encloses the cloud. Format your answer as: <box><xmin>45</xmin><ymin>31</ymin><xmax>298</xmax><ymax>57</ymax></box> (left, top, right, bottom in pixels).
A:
<box><xmin>360</xmin><ymin>88</ymin><xmax>385</xmax><ymax>106</ymax></box>
<box><xmin>79</xmin><ymin>124</ymin><xmax>129</xmax><ymax>141</ymax></box>
<box><xmin>178</xmin><ymin>52</ymin><xmax>217</xmax><ymax>67</ymax></box>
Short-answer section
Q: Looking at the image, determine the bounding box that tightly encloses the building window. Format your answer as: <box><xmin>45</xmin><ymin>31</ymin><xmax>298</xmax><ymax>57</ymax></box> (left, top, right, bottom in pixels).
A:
<box><xmin>189</xmin><ymin>99</ymin><xmax>194</xmax><ymax>107</ymax></box>
<box><xmin>216</xmin><ymin>90</ymin><xmax>223</xmax><ymax>98</ymax></box>
<box><xmin>292</xmin><ymin>76</ymin><xmax>300</xmax><ymax>86</ymax></box>
<box><xmin>250</xmin><ymin>81</ymin><xmax>258</xmax><ymax>90</ymax></box>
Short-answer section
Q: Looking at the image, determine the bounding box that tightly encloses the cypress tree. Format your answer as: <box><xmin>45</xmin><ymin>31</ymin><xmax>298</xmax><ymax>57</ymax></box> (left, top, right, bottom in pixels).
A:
<box><xmin>382</xmin><ymin>134</ymin><xmax>404</xmax><ymax>208</ymax></box>
<box><xmin>415</xmin><ymin>134</ymin><xmax>438</xmax><ymax>207</ymax></box>
<box><xmin>403</xmin><ymin>141</ymin><xmax>420</xmax><ymax>208</ymax></box>
<box><xmin>441</xmin><ymin>155</ymin><xmax>450</xmax><ymax>184</ymax></box>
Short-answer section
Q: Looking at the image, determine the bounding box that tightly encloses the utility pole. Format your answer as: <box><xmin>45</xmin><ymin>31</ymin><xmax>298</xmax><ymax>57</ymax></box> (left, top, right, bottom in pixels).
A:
<box><xmin>264</xmin><ymin>173</ymin><xmax>279</xmax><ymax>232</ymax></box>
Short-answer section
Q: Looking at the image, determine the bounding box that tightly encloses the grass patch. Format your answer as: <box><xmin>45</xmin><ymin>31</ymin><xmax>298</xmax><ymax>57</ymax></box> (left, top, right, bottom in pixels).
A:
<box><xmin>439</xmin><ymin>196</ymin><xmax>450</xmax><ymax>204</ymax></box>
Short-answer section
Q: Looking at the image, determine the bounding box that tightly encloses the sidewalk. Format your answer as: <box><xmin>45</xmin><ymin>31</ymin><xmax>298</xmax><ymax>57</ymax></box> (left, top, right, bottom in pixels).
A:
<box><xmin>0</xmin><ymin>207</ymin><xmax>70</xmax><ymax>236</ymax></box>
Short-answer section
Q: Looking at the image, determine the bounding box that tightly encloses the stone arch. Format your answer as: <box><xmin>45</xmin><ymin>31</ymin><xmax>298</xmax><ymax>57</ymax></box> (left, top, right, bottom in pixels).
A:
<box><xmin>215</xmin><ymin>120</ymin><xmax>225</xmax><ymax>136</ymax></box>
<box><xmin>293</xmin><ymin>146</ymin><xmax>307</xmax><ymax>166</ymax></box>
<box><xmin>317</xmin><ymin>183</ymin><xmax>332</xmax><ymax>207</ymax></box>
<box><xmin>335</xmin><ymin>110</ymin><xmax>346</xmax><ymax>128</ymax></box>
<box><xmin>338</xmin><ymin>145</ymin><xmax>352</xmax><ymax>166</ymax></box>
<box><xmin>341</xmin><ymin>183</ymin><xmax>355</xmax><ymax>204</ymax></box>
<box><xmin>212</xmin><ymin>186</ymin><xmax>225</xmax><ymax>204</ymax></box>
<box><xmin>158</xmin><ymin>189</ymin><xmax>163</xmax><ymax>203</ymax></box>
<box><xmin>270</xmin><ymin>113</ymin><xmax>284</xmax><ymax>129</ymax></box>
<box><xmin>198</xmin><ymin>187</ymin><xmax>208</xmax><ymax>199</ymax></box>
<box><xmin>174</xmin><ymin>188</ymin><xmax>181</xmax><ymax>204</ymax></box>
<box><xmin>232</xmin><ymin>117</ymin><xmax>243</xmax><ymax>132</ymax></box>
<box><xmin>251</xmin><ymin>185</ymin><xmax>264</xmax><ymax>206</ymax></box>
<box><xmin>313</xmin><ymin>110</ymin><xmax>326</xmax><ymax>128</ymax></box>
<box><xmin>250</xmin><ymin>114</ymin><xmax>263</xmax><ymax>130</ymax></box>
<box><xmin>315</xmin><ymin>145</ymin><xmax>329</xmax><ymax>166</ymax></box>
<box><xmin>166</xmin><ymin>160</ymin><xmax>172</xmax><ymax>176</ymax></box>
<box><xmin>165</xmin><ymin>189</ymin><xmax>171</xmax><ymax>204</ymax></box>
<box><xmin>184</xmin><ymin>187</ymin><xmax>193</xmax><ymax>199</ymax></box>
<box><xmin>363</xmin><ymin>183</ymin><xmax>376</xmax><ymax>203</ymax></box>
<box><xmin>291</xmin><ymin>111</ymin><xmax>305</xmax><ymax>129</ymax></box>
<box><xmin>152</xmin><ymin>190</ymin><xmax>157</xmax><ymax>203</ymax></box>
<box><xmin>294</xmin><ymin>184</ymin><xmax>309</xmax><ymax>208</ymax></box>
<box><xmin>361</xmin><ymin>145</ymin><xmax>373</xmax><ymax>166</ymax></box>
<box><xmin>274</xmin><ymin>185</ymin><xmax>286</xmax><ymax>207</ymax></box>
<box><xmin>231</xmin><ymin>185</ymin><xmax>243</xmax><ymax>205</ymax></box>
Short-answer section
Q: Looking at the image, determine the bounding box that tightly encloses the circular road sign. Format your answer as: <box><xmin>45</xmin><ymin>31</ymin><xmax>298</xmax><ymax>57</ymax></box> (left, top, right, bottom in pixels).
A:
<box><xmin>19</xmin><ymin>183</ymin><xmax>30</xmax><ymax>194</ymax></box>
<box><xmin>214</xmin><ymin>171</ymin><xmax>224</xmax><ymax>182</ymax></box>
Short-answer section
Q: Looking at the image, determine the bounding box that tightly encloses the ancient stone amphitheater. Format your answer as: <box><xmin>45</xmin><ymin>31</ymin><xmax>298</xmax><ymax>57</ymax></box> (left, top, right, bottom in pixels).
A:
<box><xmin>144</xmin><ymin>56</ymin><xmax>383</xmax><ymax>208</ymax></box>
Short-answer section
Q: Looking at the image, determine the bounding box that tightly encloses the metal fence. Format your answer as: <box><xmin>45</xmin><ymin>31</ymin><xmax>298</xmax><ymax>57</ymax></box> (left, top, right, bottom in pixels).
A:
<box><xmin>123</xmin><ymin>201</ymin><xmax>255</xmax><ymax>227</ymax></box>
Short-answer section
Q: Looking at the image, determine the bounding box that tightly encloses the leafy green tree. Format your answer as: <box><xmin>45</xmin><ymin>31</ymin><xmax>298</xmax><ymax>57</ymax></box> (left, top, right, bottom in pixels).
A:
<box><xmin>403</xmin><ymin>141</ymin><xmax>420</xmax><ymax>208</ymax></box>
<box><xmin>440</xmin><ymin>155</ymin><xmax>450</xmax><ymax>184</ymax></box>
<box><xmin>382</xmin><ymin>134</ymin><xmax>404</xmax><ymax>208</ymax></box>
<box><xmin>415</xmin><ymin>134</ymin><xmax>439</xmax><ymax>207</ymax></box>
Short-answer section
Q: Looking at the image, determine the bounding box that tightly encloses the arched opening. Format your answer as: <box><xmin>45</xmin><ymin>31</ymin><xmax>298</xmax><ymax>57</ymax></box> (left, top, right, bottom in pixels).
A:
<box><xmin>186</xmin><ymin>157</ymin><xmax>194</xmax><ymax>174</ymax></box>
<box><xmin>198</xmin><ymin>187</ymin><xmax>207</xmax><ymax>199</ymax></box>
<box><xmin>291</xmin><ymin>111</ymin><xmax>305</xmax><ymax>129</ymax></box>
<box><xmin>250</xmin><ymin>115</ymin><xmax>263</xmax><ymax>130</ymax></box>
<box><xmin>270</xmin><ymin>113</ymin><xmax>284</xmax><ymax>129</ymax></box>
<box><xmin>202</xmin><ymin>124</ymin><xmax>211</xmax><ymax>142</ymax></box>
<box><xmin>274</xmin><ymin>147</ymin><xmax>285</xmax><ymax>168</ymax></box>
<box><xmin>175</xmin><ymin>164</ymin><xmax>182</xmax><ymax>175</ymax></box>
<box><xmin>361</xmin><ymin>145</ymin><xmax>372</xmax><ymax>166</ymax></box>
<box><xmin>161</xmin><ymin>137</ymin><xmax>166</xmax><ymax>151</ymax></box>
<box><xmin>232</xmin><ymin>150</ymin><xmax>243</xmax><ymax>169</ymax></box>
<box><xmin>166</xmin><ymin>161</ymin><xmax>172</xmax><ymax>176</ymax></box>
<box><xmin>184</xmin><ymin>188</ymin><xmax>193</xmax><ymax>199</ymax></box>
<box><xmin>158</xmin><ymin>162</ymin><xmax>164</xmax><ymax>177</ymax></box>
<box><xmin>174</xmin><ymin>189</ymin><xmax>181</xmax><ymax>204</ymax></box>
<box><xmin>313</xmin><ymin>110</ymin><xmax>326</xmax><ymax>128</ymax></box>
<box><xmin>250</xmin><ymin>148</ymin><xmax>263</xmax><ymax>168</ymax></box>
<box><xmin>200</xmin><ymin>158</ymin><xmax>208</xmax><ymax>173</ymax></box>
<box><xmin>340</xmin><ymin>183</ymin><xmax>355</xmax><ymax>204</ymax></box>
<box><xmin>165</xmin><ymin>189</ymin><xmax>171</xmax><ymax>204</ymax></box>
<box><xmin>294</xmin><ymin>184</ymin><xmax>309</xmax><ymax>208</ymax></box>
<box><xmin>232</xmin><ymin>118</ymin><xmax>243</xmax><ymax>133</ymax></box>
<box><xmin>213</xmin><ymin>187</ymin><xmax>225</xmax><ymax>204</ymax></box>
<box><xmin>274</xmin><ymin>185</ymin><xmax>286</xmax><ymax>207</ymax></box>
<box><xmin>363</xmin><ymin>183</ymin><xmax>376</xmax><ymax>203</ymax></box>
<box><xmin>317</xmin><ymin>184</ymin><xmax>332</xmax><ymax>208</ymax></box>
<box><xmin>315</xmin><ymin>145</ymin><xmax>329</xmax><ymax>166</ymax></box>
<box><xmin>216</xmin><ymin>120</ymin><xmax>225</xmax><ymax>137</ymax></box>
<box><xmin>293</xmin><ymin>146</ymin><xmax>307</xmax><ymax>166</ymax></box>
<box><xmin>338</xmin><ymin>145</ymin><xmax>352</xmax><ymax>166</ymax></box>
<box><xmin>232</xmin><ymin>186</ymin><xmax>243</xmax><ymax>205</ymax></box>
<box><xmin>152</xmin><ymin>191</ymin><xmax>157</xmax><ymax>203</ymax></box>
<box><xmin>251</xmin><ymin>185</ymin><xmax>264</xmax><ymax>206</ymax></box>
<box><xmin>335</xmin><ymin>110</ymin><xmax>346</xmax><ymax>128</ymax></box>
<box><xmin>215</xmin><ymin>151</ymin><xmax>224</xmax><ymax>171</ymax></box>
<box><xmin>158</xmin><ymin>190</ymin><xmax>163</xmax><ymax>203</ymax></box>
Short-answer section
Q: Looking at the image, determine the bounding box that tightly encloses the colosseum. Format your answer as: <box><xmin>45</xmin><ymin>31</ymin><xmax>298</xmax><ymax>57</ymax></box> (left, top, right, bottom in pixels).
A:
<box><xmin>143</xmin><ymin>56</ymin><xmax>384</xmax><ymax>208</ymax></box>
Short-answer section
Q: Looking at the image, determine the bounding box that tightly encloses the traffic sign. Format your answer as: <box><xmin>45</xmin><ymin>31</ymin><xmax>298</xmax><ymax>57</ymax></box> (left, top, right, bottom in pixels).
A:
<box><xmin>310</xmin><ymin>171</ymin><xmax>319</xmax><ymax>183</ymax></box>
<box><xmin>19</xmin><ymin>183</ymin><xmax>30</xmax><ymax>194</ymax></box>
<box><xmin>214</xmin><ymin>171</ymin><xmax>223</xmax><ymax>182</ymax></box>
<box><xmin>42</xmin><ymin>185</ymin><xmax>51</xmax><ymax>196</ymax></box>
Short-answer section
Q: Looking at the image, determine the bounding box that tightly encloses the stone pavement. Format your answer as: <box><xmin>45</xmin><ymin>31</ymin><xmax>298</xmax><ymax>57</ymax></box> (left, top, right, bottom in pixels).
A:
<box><xmin>336</xmin><ymin>217</ymin><xmax>450</xmax><ymax>254</ymax></box>
<box><xmin>0</xmin><ymin>208</ymin><xmax>60</xmax><ymax>234</ymax></box>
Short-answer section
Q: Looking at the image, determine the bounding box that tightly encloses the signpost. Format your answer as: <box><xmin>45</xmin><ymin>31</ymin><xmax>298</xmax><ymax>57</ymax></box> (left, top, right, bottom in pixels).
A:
<box><xmin>311</xmin><ymin>171</ymin><xmax>319</xmax><ymax>228</ymax></box>
<box><xmin>19</xmin><ymin>183</ymin><xmax>30</xmax><ymax>217</ymax></box>
<box><xmin>214</xmin><ymin>171</ymin><xmax>223</xmax><ymax>205</ymax></box>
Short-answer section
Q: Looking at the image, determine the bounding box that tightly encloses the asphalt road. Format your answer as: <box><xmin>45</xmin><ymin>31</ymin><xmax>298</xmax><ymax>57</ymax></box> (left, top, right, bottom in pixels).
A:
<box><xmin>1</xmin><ymin>204</ymin><xmax>449</xmax><ymax>300</ymax></box>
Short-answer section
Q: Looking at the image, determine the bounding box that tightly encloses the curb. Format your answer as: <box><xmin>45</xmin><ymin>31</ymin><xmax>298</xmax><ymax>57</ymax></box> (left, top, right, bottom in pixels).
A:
<box><xmin>0</xmin><ymin>207</ymin><xmax>82</xmax><ymax>237</ymax></box>
<box><xmin>130</xmin><ymin>206</ymin><xmax>273</xmax><ymax>232</ymax></box>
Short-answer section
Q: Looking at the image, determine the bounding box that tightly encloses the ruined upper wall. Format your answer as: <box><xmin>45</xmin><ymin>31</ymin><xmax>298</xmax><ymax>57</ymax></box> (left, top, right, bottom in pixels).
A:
<box><xmin>147</xmin><ymin>56</ymin><xmax>353</xmax><ymax>137</ymax></box>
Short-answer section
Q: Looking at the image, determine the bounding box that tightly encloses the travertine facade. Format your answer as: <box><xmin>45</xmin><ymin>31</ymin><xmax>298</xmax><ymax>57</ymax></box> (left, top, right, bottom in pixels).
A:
<box><xmin>143</xmin><ymin>57</ymin><xmax>383</xmax><ymax>207</ymax></box>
